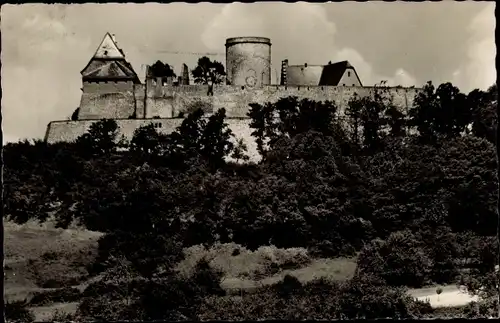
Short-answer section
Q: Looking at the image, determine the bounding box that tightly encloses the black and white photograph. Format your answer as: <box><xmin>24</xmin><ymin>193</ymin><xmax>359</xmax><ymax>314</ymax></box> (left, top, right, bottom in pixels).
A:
<box><xmin>2</xmin><ymin>1</ymin><xmax>498</xmax><ymax>321</ymax></box>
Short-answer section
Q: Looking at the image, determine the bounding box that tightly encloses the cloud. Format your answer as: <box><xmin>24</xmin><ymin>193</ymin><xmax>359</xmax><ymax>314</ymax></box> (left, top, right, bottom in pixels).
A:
<box><xmin>202</xmin><ymin>2</ymin><xmax>337</xmax><ymax>83</ymax></box>
<box><xmin>1</xmin><ymin>4</ymin><xmax>222</xmax><ymax>142</ymax></box>
<box><xmin>452</xmin><ymin>4</ymin><xmax>496</xmax><ymax>92</ymax></box>
<box><xmin>1</xmin><ymin>3</ymin><xmax>491</xmax><ymax>143</ymax></box>
<box><xmin>333</xmin><ymin>48</ymin><xmax>418</xmax><ymax>87</ymax></box>
<box><xmin>1</xmin><ymin>7</ymin><xmax>89</xmax><ymax>142</ymax></box>
<box><xmin>202</xmin><ymin>2</ymin><xmax>417</xmax><ymax>87</ymax></box>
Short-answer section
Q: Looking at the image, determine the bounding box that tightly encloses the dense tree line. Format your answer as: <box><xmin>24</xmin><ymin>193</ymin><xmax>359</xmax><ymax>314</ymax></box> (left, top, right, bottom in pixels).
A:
<box><xmin>3</xmin><ymin>81</ymin><xmax>498</xmax><ymax>319</ymax></box>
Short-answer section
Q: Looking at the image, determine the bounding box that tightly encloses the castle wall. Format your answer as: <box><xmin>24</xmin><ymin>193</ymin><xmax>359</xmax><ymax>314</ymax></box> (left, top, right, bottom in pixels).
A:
<box><xmin>45</xmin><ymin>118</ymin><xmax>261</xmax><ymax>162</ymax></box>
<box><xmin>134</xmin><ymin>84</ymin><xmax>146</xmax><ymax>118</ymax></box>
<box><xmin>78</xmin><ymin>81</ymin><xmax>421</xmax><ymax>122</ymax></box>
<box><xmin>78</xmin><ymin>81</ymin><xmax>137</xmax><ymax>119</ymax></box>
<box><xmin>143</xmin><ymin>85</ymin><xmax>421</xmax><ymax>119</ymax></box>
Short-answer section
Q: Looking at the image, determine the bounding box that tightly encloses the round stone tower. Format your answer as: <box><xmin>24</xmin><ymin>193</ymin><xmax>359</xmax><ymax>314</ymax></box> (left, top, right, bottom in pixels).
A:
<box><xmin>225</xmin><ymin>37</ymin><xmax>271</xmax><ymax>88</ymax></box>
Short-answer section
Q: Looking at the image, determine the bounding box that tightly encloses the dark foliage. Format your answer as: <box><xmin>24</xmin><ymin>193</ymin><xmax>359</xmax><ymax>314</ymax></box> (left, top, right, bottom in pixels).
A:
<box><xmin>29</xmin><ymin>287</ymin><xmax>82</xmax><ymax>306</ymax></box>
<box><xmin>192</xmin><ymin>56</ymin><xmax>226</xmax><ymax>85</ymax></box>
<box><xmin>150</xmin><ymin>60</ymin><xmax>176</xmax><ymax>79</ymax></box>
<box><xmin>5</xmin><ymin>300</ymin><xmax>35</xmax><ymax>323</ymax></box>
<box><xmin>3</xmin><ymin>80</ymin><xmax>498</xmax><ymax>320</ymax></box>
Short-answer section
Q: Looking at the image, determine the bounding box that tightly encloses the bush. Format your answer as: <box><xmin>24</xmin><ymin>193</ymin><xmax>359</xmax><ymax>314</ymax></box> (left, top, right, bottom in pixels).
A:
<box><xmin>356</xmin><ymin>231</ymin><xmax>433</xmax><ymax>287</ymax></box>
<box><xmin>5</xmin><ymin>299</ymin><xmax>35</xmax><ymax>323</ymax></box>
<box><xmin>77</xmin><ymin>275</ymin><xmax>148</xmax><ymax>321</ymax></box>
<box><xmin>92</xmin><ymin>231</ymin><xmax>184</xmax><ymax>277</ymax></box>
<box><xmin>338</xmin><ymin>273</ymin><xmax>420</xmax><ymax>319</ymax></box>
<box><xmin>462</xmin><ymin>298</ymin><xmax>499</xmax><ymax>318</ymax></box>
<box><xmin>273</xmin><ymin>274</ymin><xmax>302</xmax><ymax>297</ymax></box>
<box><xmin>29</xmin><ymin>287</ymin><xmax>82</xmax><ymax>306</ymax></box>
<box><xmin>178</xmin><ymin>244</ymin><xmax>312</xmax><ymax>281</ymax></box>
<box><xmin>78</xmin><ymin>258</ymin><xmax>226</xmax><ymax>321</ymax></box>
<box><xmin>49</xmin><ymin>309</ymin><xmax>75</xmax><ymax>322</ymax></box>
<box><xmin>310</xmin><ymin>239</ymin><xmax>357</xmax><ymax>258</ymax></box>
<box><xmin>190</xmin><ymin>258</ymin><xmax>226</xmax><ymax>297</ymax></box>
<box><xmin>199</xmin><ymin>273</ymin><xmax>428</xmax><ymax>320</ymax></box>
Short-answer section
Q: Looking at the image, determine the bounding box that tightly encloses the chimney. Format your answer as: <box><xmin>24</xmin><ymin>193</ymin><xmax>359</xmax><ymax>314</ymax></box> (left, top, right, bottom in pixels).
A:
<box><xmin>281</xmin><ymin>59</ymin><xmax>288</xmax><ymax>86</ymax></box>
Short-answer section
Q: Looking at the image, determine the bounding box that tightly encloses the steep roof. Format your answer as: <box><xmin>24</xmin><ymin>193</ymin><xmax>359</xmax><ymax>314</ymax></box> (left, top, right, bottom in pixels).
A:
<box><xmin>80</xmin><ymin>32</ymin><xmax>140</xmax><ymax>83</ymax></box>
<box><xmin>318</xmin><ymin>60</ymin><xmax>362</xmax><ymax>86</ymax></box>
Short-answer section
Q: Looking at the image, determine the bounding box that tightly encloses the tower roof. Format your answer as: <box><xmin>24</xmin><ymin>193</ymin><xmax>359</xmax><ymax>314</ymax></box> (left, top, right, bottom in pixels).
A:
<box><xmin>93</xmin><ymin>32</ymin><xmax>125</xmax><ymax>59</ymax></box>
<box><xmin>80</xmin><ymin>32</ymin><xmax>140</xmax><ymax>83</ymax></box>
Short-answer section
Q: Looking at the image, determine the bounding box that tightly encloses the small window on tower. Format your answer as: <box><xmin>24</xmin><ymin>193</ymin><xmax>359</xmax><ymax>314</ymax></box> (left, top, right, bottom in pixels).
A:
<box><xmin>104</xmin><ymin>50</ymin><xmax>108</xmax><ymax>56</ymax></box>
<box><xmin>348</xmin><ymin>71</ymin><xmax>351</xmax><ymax>77</ymax></box>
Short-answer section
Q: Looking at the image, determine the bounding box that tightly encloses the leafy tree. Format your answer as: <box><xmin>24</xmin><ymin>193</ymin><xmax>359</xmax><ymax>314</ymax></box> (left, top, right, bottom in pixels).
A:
<box><xmin>436</xmin><ymin>287</ymin><xmax>443</xmax><ymax>301</ymax></box>
<box><xmin>169</xmin><ymin>108</ymin><xmax>206</xmax><ymax>159</ymax></box>
<box><xmin>230</xmin><ymin>138</ymin><xmax>250</xmax><ymax>163</ymax></box>
<box><xmin>150</xmin><ymin>60</ymin><xmax>176</xmax><ymax>80</ymax></box>
<box><xmin>75</xmin><ymin>119</ymin><xmax>119</xmax><ymax>156</ymax></box>
<box><xmin>247</xmin><ymin>96</ymin><xmax>342</xmax><ymax>158</ymax></box>
<box><xmin>5</xmin><ymin>299</ymin><xmax>35</xmax><ymax>322</ymax></box>
<box><xmin>356</xmin><ymin>231</ymin><xmax>433</xmax><ymax>287</ymax></box>
<box><xmin>130</xmin><ymin>124</ymin><xmax>168</xmax><ymax>157</ymax></box>
<box><xmin>199</xmin><ymin>108</ymin><xmax>234</xmax><ymax>168</ymax></box>
<box><xmin>408</xmin><ymin>81</ymin><xmax>471</xmax><ymax>142</ymax></box>
<box><xmin>345</xmin><ymin>93</ymin><xmax>363</xmax><ymax>147</ymax></box>
<box><xmin>191</xmin><ymin>56</ymin><xmax>226</xmax><ymax>85</ymax></box>
<box><xmin>339</xmin><ymin>273</ymin><xmax>419</xmax><ymax>319</ymax></box>
<box><xmin>468</xmin><ymin>84</ymin><xmax>497</xmax><ymax>145</ymax></box>
<box><xmin>3</xmin><ymin>140</ymin><xmax>64</xmax><ymax>224</ymax></box>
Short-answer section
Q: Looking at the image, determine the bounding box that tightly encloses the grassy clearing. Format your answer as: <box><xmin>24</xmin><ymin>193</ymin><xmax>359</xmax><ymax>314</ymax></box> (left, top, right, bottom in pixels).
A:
<box><xmin>4</xmin><ymin>218</ymin><xmax>103</xmax><ymax>319</ymax></box>
<box><xmin>29</xmin><ymin>302</ymin><xmax>80</xmax><ymax>322</ymax></box>
<box><xmin>177</xmin><ymin>243</ymin><xmax>357</xmax><ymax>292</ymax></box>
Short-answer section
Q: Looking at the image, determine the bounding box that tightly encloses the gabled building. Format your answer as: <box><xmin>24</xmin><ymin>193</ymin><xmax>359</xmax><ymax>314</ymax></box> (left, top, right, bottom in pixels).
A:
<box><xmin>80</xmin><ymin>32</ymin><xmax>140</xmax><ymax>84</ymax></box>
<box><xmin>77</xmin><ymin>32</ymin><xmax>143</xmax><ymax>120</ymax></box>
<box><xmin>281</xmin><ymin>60</ymin><xmax>362</xmax><ymax>87</ymax></box>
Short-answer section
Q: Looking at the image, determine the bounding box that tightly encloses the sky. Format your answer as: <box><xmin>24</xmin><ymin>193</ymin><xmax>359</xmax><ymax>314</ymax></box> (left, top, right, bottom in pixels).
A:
<box><xmin>1</xmin><ymin>2</ymin><xmax>496</xmax><ymax>143</ymax></box>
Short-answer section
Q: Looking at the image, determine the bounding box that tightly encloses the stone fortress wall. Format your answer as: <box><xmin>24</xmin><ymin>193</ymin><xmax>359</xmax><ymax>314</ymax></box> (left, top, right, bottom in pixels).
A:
<box><xmin>45</xmin><ymin>118</ymin><xmax>260</xmax><ymax>161</ymax></box>
<box><xmin>46</xmin><ymin>84</ymin><xmax>420</xmax><ymax>162</ymax></box>
<box><xmin>45</xmin><ymin>34</ymin><xmax>422</xmax><ymax>162</ymax></box>
<box><xmin>144</xmin><ymin>83</ymin><xmax>420</xmax><ymax>118</ymax></box>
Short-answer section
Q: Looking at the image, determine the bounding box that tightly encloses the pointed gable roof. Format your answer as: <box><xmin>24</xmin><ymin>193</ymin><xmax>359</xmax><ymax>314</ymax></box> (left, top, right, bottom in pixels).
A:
<box><xmin>80</xmin><ymin>32</ymin><xmax>140</xmax><ymax>83</ymax></box>
<box><xmin>319</xmin><ymin>60</ymin><xmax>362</xmax><ymax>86</ymax></box>
<box><xmin>93</xmin><ymin>32</ymin><xmax>125</xmax><ymax>59</ymax></box>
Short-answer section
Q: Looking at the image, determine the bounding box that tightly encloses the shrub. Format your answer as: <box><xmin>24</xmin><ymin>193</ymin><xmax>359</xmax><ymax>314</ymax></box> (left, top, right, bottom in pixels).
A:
<box><xmin>29</xmin><ymin>287</ymin><xmax>82</xmax><ymax>306</ymax></box>
<box><xmin>49</xmin><ymin>309</ymin><xmax>75</xmax><ymax>322</ymax></box>
<box><xmin>178</xmin><ymin>244</ymin><xmax>312</xmax><ymax>281</ymax></box>
<box><xmin>39</xmin><ymin>277</ymin><xmax>81</xmax><ymax>289</ymax></box>
<box><xmin>5</xmin><ymin>299</ymin><xmax>35</xmax><ymax>323</ymax></box>
<box><xmin>137</xmin><ymin>275</ymin><xmax>206</xmax><ymax>321</ymax></box>
<box><xmin>356</xmin><ymin>231</ymin><xmax>433</xmax><ymax>287</ymax></box>
<box><xmin>190</xmin><ymin>257</ymin><xmax>226</xmax><ymax>297</ymax></box>
<box><xmin>273</xmin><ymin>274</ymin><xmax>302</xmax><ymax>297</ymax></box>
<box><xmin>462</xmin><ymin>298</ymin><xmax>499</xmax><ymax>318</ymax></box>
<box><xmin>338</xmin><ymin>273</ymin><xmax>420</xmax><ymax>319</ymax></box>
<box><xmin>79</xmin><ymin>258</ymin><xmax>226</xmax><ymax>321</ymax></box>
<box><xmin>92</xmin><ymin>231</ymin><xmax>184</xmax><ymax>277</ymax></box>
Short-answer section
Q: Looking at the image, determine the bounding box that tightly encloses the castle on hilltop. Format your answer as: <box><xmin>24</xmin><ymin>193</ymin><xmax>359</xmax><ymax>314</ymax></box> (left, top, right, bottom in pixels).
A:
<box><xmin>45</xmin><ymin>32</ymin><xmax>421</xmax><ymax>161</ymax></box>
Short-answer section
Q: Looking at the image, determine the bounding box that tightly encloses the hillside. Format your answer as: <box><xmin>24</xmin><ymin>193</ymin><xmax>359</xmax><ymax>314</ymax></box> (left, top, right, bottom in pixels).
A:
<box><xmin>4</xmin><ymin>83</ymin><xmax>498</xmax><ymax>321</ymax></box>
